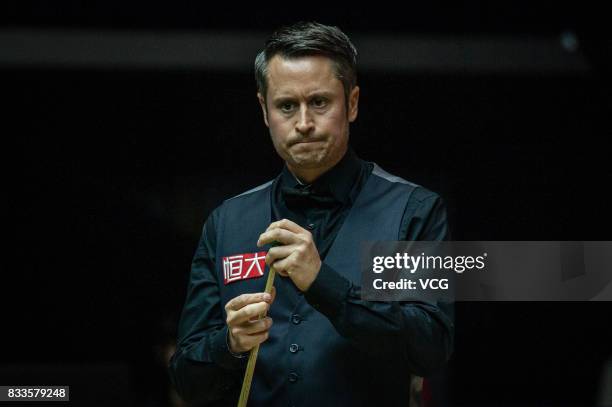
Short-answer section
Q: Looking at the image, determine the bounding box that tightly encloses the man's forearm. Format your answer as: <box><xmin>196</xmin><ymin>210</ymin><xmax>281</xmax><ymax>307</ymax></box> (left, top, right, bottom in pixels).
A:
<box><xmin>304</xmin><ymin>263</ymin><xmax>454</xmax><ymax>376</ymax></box>
<box><xmin>169</xmin><ymin>325</ymin><xmax>245</xmax><ymax>404</ymax></box>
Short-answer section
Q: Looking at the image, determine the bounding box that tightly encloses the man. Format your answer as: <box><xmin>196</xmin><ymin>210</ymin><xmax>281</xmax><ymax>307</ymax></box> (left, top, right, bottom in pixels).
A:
<box><xmin>169</xmin><ymin>22</ymin><xmax>453</xmax><ymax>406</ymax></box>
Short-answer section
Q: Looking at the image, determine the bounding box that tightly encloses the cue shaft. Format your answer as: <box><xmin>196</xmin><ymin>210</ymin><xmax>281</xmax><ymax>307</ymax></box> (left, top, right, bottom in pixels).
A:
<box><xmin>237</xmin><ymin>266</ymin><xmax>276</xmax><ymax>407</ymax></box>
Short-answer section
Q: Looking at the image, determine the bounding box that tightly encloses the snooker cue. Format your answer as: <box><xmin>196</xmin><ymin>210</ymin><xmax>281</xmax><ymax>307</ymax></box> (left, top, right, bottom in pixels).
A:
<box><xmin>237</xmin><ymin>264</ymin><xmax>276</xmax><ymax>407</ymax></box>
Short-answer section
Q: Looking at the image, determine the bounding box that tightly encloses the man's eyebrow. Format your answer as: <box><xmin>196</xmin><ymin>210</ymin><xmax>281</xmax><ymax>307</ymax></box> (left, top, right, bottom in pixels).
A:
<box><xmin>307</xmin><ymin>91</ymin><xmax>334</xmax><ymax>99</ymax></box>
<box><xmin>271</xmin><ymin>91</ymin><xmax>334</xmax><ymax>103</ymax></box>
<box><xmin>271</xmin><ymin>95</ymin><xmax>296</xmax><ymax>103</ymax></box>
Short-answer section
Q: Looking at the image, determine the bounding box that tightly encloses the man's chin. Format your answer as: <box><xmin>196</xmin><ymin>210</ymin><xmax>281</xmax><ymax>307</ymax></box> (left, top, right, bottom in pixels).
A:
<box><xmin>287</xmin><ymin>154</ymin><xmax>327</xmax><ymax>170</ymax></box>
<box><xmin>287</xmin><ymin>146</ymin><xmax>324</xmax><ymax>162</ymax></box>
<box><xmin>290</xmin><ymin>160</ymin><xmax>323</xmax><ymax>170</ymax></box>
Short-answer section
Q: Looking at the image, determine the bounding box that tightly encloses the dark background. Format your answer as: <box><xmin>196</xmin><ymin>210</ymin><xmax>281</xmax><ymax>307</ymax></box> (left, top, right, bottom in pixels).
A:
<box><xmin>3</xmin><ymin>2</ymin><xmax>611</xmax><ymax>406</ymax></box>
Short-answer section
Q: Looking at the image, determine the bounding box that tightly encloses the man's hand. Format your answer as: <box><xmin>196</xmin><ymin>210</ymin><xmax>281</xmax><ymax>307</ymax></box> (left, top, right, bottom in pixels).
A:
<box><xmin>257</xmin><ymin>218</ymin><xmax>322</xmax><ymax>292</ymax></box>
<box><xmin>225</xmin><ymin>287</ymin><xmax>276</xmax><ymax>354</ymax></box>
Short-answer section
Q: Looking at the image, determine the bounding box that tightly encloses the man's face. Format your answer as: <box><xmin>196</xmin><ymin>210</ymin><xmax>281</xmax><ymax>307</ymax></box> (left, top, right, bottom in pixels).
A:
<box><xmin>258</xmin><ymin>55</ymin><xmax>359</xmax><ymax>179</ymax></box>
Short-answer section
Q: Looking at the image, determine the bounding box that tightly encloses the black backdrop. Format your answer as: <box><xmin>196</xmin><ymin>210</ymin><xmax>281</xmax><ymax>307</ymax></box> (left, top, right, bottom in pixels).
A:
<box><xmin>4</xmin><ymin>3</ymin><xmax>612</xmax><ymax>406</ymax></box>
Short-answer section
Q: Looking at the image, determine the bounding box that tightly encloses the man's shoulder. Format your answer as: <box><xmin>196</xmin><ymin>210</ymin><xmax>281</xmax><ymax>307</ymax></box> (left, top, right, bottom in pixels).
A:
<box><xmin>206</xmin><ymin>178</ymin><xmax>275</xmax><ymax>227</ymax></box>
<box><xmin>369</xmin><ymin>163</ymin><xmax>418</xmax><ymax>187</ymax></box>
<box><xmin>208</xmin><ymin>178</ymin><xmax>276</xmax><ymax>216</ymax></box>
<box><xmin>225</xmin><ymin>179</ymin><xmax>275</xmax><ymax>203</ymax></box>
<box><xmin>369</xmin><ymin>163</ymin><xmax>441</xmax><ymax>203</ymax></box>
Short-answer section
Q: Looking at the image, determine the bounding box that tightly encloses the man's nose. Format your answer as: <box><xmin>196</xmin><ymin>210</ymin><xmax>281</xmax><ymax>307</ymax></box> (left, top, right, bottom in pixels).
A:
<box><xmin>295</xmin><ymin>105</ymin><xmax>314</xmax><ymax>134</ymax></box>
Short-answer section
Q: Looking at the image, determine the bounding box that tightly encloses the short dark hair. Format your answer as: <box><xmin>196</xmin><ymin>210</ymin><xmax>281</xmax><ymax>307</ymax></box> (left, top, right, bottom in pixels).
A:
<box><xmin>255</xmin><ymin>21</ymin><xmax>358</xmax><ymax>105</ymax></box>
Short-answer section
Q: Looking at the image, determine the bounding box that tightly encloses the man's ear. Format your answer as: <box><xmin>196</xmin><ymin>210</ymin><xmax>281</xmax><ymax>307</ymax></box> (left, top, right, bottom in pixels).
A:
<box><xmin>348</xmin><ymin>86</ymin><xmax>359</xmax><ymax>123</ymax></box>
<box><xmin>257</xmin><ymin>92</ymin><xmax>269</xmax><ymax>127</ymax></box>
<box><xmin>348</xmin><ymin>86</ymin><xmax>360</xmax><ymax>123</ymax></box>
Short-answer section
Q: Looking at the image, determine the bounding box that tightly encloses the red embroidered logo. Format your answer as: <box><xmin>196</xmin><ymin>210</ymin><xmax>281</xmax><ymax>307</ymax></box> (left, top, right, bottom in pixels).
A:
<box><xmin>222</xmin><ymin>251</ymin><xmax>267</xmax><ymax>285</ymax></box>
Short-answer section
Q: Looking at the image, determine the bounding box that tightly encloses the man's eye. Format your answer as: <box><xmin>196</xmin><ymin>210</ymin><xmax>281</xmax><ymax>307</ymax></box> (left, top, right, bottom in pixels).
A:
<box><xmin>280</xmin><ymin>103</ymin><xmax>295</xmax><ymax>113</ymax></box>
<box><xmin>312</xmin><ymin>98</ymin><xmax>327</xmax><ymax>108</ymax></box>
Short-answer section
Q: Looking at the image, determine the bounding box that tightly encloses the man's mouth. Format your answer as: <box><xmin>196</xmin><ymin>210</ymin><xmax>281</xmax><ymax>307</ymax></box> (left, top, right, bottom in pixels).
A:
<box><xmin>292</xmin><ymin>138</ymin><xmax>324</xmax><ymax>145</ymax></box>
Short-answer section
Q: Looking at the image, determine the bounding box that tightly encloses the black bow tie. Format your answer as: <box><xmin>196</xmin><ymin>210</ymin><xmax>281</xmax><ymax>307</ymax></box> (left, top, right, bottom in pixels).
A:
<box><xmin>281</xmin><ymin>186</ymin><xmax>336</xmax><ymax>206</ymax></box>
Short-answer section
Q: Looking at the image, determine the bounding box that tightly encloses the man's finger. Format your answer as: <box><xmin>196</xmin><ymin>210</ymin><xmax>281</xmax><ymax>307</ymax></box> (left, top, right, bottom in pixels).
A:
<box><xmin>257</xmin><ymin>228</ymin><xmax>296</xmax><ymax>247</ymax></box>
<box><xmin>240</xmin><ymin>317</ymin><xmax>273</xmax><ymax>335</ymax></box>
<box><xmin>270</xmin><ymin>252</ymin><xmax>298</xmax><ymax>277</ymax></box>
<box><xmin>229</xmin><ymin>301</ymin><xmax>269</xmax><ymax>325</ymax></box>
<box><xmin>225</xmin><ymin>292</ymin><xmax>272</xmax><ymax>312</ymax></box>
<box><xmin>275</xmin><ymin>268</ymin><xmax>289</xmax><ymax>277</ymax></box>
<box><xmin>266</xmin><ymin>245</ymin><xmax>296</xmax><ymax>265</ymax></box>
<box><xmin>243</xmin><ymin>331</ymin><xmax>270</xmax><ymax>349</ymax></box>
<box><xmin>265</xmin><ymin>218</ymin><xmax>304</xmax><ymax>234</ymax></box>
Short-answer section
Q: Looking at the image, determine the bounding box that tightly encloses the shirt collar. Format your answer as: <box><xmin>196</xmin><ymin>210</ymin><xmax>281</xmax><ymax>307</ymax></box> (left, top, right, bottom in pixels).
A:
<box><xmin>280</xmin><ymin>147</ymin><xmax>363</xmax><ymax>205</ymax></box>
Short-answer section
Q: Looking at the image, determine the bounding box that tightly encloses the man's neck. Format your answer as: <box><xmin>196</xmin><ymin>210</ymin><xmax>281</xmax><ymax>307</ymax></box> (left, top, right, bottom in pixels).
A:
<box><xmin>286</xmin><ymin>167</ymin><xmax>325</xmax><ymax>185</ymax></box>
